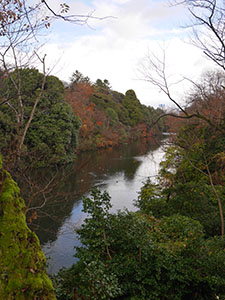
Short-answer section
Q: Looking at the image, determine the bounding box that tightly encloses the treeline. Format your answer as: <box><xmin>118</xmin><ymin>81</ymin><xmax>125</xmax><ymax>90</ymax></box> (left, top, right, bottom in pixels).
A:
<box><xmin>66</xmin><ymin>70</ymin><xmax>164</xmax><ymax>152</ymax></box>
<box><xmin>0</xmin><ymin>68</ymin><xmax>164</xmax><ymax>168</ymax></box>
<box><xmin>52</xmin><ymin>70</ymin><xmax>225</xmax><ymax>300</ymax></box>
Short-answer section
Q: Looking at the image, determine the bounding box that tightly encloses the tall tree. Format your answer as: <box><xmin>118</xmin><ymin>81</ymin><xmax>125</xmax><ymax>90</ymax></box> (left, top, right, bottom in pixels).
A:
<box><xmin>0</xmin><ymin>69</ymin><xmax>81</xmax><ymax>166</ymax></box>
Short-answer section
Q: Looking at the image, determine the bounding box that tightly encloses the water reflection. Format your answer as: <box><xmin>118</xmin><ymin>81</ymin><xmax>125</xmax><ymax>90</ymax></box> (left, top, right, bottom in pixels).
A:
<box><xmin>29</xmin><ymin>139</ymin><xmax>165</xmax><ymax>273</ymax></box>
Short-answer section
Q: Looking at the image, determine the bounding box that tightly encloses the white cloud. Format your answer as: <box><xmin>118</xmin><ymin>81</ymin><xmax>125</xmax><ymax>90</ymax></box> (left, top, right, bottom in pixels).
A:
<box><xmin>42</xmin><ymin>0</ymin><xmax>217</xmax><ymax>108</ymax></box>
<box><xmin>87</xmin><ymin>0</ymin><xmax>186</xmax><ymax>39</ymax></box>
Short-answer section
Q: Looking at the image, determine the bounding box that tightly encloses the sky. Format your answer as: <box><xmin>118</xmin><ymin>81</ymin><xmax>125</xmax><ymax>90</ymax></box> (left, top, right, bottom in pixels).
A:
<box><xmin>41</xmin><ymin>0</ymin><xmax>216</xmax><ymax>108</ymax></box>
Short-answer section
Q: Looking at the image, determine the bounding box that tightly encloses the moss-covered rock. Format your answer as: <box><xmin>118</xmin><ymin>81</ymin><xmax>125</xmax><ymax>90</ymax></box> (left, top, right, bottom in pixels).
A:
<box><xmin>0</xmin><ymin>155</ymin><xmax>56</xmax><ymax>300</ymax></box>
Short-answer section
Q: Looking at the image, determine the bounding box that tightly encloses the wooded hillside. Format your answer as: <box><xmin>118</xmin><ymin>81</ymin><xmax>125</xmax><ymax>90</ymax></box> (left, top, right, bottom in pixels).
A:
<box><xmin>66</xmin><ymin>71</ymin><xmax>165</xmax><ymax>152</ymax></box>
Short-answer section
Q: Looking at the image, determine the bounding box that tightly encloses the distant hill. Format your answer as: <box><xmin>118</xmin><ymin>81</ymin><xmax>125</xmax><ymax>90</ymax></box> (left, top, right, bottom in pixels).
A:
<box><xmin>66</xmin><ymin>73</ymin><xmax>165</xmax><ymax>152</ymax></box>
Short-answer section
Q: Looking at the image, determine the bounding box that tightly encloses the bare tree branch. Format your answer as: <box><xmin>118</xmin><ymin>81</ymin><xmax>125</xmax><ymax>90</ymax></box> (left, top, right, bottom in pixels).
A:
<box><xmin>139</xmin><ymin>47</ymin><xmax>188</xmax><ymax>115</ymax></box>
<box><xmin>139</xmin><ymin>45</ymin><xmax>225</xmax><ymax>133</ymax></box>
<box><xmin>42</xmin><ymin>0</ymin><xmax>112</xmax><ymax>25</ymax></box>
<box><xmin>172</xmin><ymin>0</ymin><xmax>225</xmax><ymax>70</ymax></box>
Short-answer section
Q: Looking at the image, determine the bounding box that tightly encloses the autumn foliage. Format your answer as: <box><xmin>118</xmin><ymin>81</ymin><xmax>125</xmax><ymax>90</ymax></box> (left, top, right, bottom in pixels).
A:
<box><xmin>66</xmin><ymin>74</ymin><xmax>164</xmax><ymax>152</ymax></box>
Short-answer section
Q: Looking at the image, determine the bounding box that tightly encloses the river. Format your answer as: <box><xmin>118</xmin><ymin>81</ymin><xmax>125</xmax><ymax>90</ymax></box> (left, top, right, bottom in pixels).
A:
<box><xmin>32</xmin><ymin>138</ymin><xmax>166</xmax><ymax>274</ymax></box>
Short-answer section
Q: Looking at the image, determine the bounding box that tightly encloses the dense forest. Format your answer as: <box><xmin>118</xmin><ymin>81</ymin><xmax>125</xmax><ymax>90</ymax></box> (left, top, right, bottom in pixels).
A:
<box><xmin>0</xmin><ymin>0</ymin><xmax>225</xmax><ymax>300</ymax></box>
<box><xmin>66</xmin><ymin>71</ymin><xmax>164</xmax><ymax>152</ymax></box>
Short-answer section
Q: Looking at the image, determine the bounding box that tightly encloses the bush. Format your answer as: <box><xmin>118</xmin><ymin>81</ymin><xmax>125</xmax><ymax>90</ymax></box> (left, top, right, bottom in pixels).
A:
<box><xmin>52</xmin><ymin>189</ymin><xmax>225</xmax><ymax>300</ymax></box>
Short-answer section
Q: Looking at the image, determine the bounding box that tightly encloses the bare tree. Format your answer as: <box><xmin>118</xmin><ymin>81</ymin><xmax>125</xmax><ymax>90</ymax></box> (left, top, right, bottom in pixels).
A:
<box><xmin>139</xmin><ymin>46</ymin><xmax>187</xmax><ymax>115</ymax></box>
<box><xmin>0</xmin><ymin>1</ymin><xmax>108</xmax><ymax>34</ymax></box>
<box><xmin>41</xmin><ymin>0</ymin><xmax>109</xmax><ymax>26</ymax></box>
<box><xmin>138</xmin><ymin>46</ymin><xmax>224</xmax><ymax>132</ymax></box>
<box><xmin>0</xmin><ymin>2</ymin><xmax>47</xmax><ymax>165</ymax></box>
<box><xmin>172</xmin><ymin>0</ymin><xmax>225</xmax><ymax>70</ymax></box>
<box><xmin>139</xmin><ymin>0</ymin><xmax>225</xmax><ymax>122</ymax></box>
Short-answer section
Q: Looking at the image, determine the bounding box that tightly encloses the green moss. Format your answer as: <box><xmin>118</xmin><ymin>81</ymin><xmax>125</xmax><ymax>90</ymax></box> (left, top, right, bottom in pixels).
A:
<box><xmin>0</xmin><ymin>165</ymin><xmax>56</xmax><ymax>300</ymax></box>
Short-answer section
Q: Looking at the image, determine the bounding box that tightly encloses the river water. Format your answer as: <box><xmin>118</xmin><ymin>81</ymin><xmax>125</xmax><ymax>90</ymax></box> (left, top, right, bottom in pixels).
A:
<box><xmin>33</xmin><ymin>139</ymin><xmax>166</xmax><ymax>274</ymax></box>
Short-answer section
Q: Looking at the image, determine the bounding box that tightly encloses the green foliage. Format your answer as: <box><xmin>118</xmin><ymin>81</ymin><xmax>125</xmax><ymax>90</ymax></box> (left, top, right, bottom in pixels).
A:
<box><xmin>76</xmin><ymin>188</ymin><xmax>112</xmax><ymax>256</ymax></box>
<box><xmin>2</xmin><ymin>68</ymin><xmax>44</xmax><ymax>105</ymax></box>
<box><xmin>122</xmin><ymin>90</ymin><xmax>143</xmax><ymax>126</ymax></box>
<box><xmin>106</xmin><ymin>107</ymin><xmax>119</xmax><ymax>125</ymax></box>
<box><xmin>159</xmin><ymin>214</ymin><xmax>204</xmax><ymax>243</ymax></box>
<box><xmin>0</xmin><ymin>165</ymin><xmax>56</xmax><ymax>299</ymax></box>
<box><xmin>138</xmin><ymin>112</ymin><xmax>225</xmax><ymax>237</ymax></box>
<box><xmin>90</xmin><ymin>84</ymin><xmax>162</xmax><ymax>129</ymax></box>
<box><xmin>39</xmin><ymin>75</ymin><xmax>65</xmax><ymax>107</ymax></box>
<box><xmin>95</xmin><ymin>78</ymin><xmax>111</xmax><ymax>93</ymax></box>
<box><xmin>26</xmin><ymin>102</ymin><xmax>81</xmax><ymax>166</ymax></box>
<box><xmin>135</xmin><ymin>178</ymin><xmax>167</xmax><ymax>216</ymax></box>
<box><xmin>138</xmin><ymin>171</ymin><xmax>225</xmax><ymax>237</ymax></box>
<box><xmin>70</xmin><ymin>70</ymin><xmax>90</xmax><ymax>86</ymax></box>
<box><xmin>167</xmin><ymin>182</ymin><xmax>223</xmax><ymax>237</ymax></box>
<box><xmin>0</xmin><ymin>68</ymin><xmax>81</xmax><ymax>166</ymax></box>
<box><xmin>0</xmin><ymin>108</ymin><xmax>15</xmax><ymax>154</ymax></box>
<box><xmin>52</xmin><ymin>189</ymin><xmax>225</xmax><ymax>300</ymax></box>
